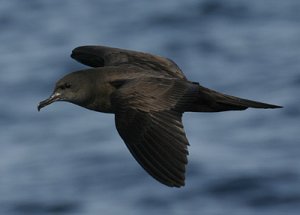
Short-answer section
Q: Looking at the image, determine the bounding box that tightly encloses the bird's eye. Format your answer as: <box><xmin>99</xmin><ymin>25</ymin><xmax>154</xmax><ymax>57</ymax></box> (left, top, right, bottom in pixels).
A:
<box><xmin>57</xmin><ymin>83</ymin><xmax>71</xmax><ymax>90</ymax></box>
<box><xmin>65</xmin><ymin>83</ymin><xmax>71</xmax><ymax>88</ymax></box>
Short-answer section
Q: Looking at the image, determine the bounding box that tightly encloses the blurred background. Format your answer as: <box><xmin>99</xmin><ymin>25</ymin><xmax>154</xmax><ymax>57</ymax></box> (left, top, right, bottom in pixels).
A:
<box><xmin>0</xmin><ymin>0</ymin><xmax>299</xmax><ymax>214</ymax></box>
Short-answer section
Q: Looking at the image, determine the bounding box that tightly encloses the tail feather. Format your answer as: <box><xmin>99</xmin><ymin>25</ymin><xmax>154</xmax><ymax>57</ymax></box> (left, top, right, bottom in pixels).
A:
<box><xmin>187</xmin><ymin>85</ymin><xmax>282</xmax><ymax>112</ymax></box>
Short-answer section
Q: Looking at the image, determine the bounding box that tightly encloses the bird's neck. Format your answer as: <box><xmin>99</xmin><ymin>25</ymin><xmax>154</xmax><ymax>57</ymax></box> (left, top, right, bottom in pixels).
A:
<box><xmin>82</xmin><ymin>81</ymin><xmax>116</xmax><ymax>113</ymax></box>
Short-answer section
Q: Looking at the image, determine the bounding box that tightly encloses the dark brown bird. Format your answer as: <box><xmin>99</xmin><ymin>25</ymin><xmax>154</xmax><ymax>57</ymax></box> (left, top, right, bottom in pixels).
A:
<box><xmin>38</xmin><ymin>45</ymin><xmax>282</xmax><ymax>187</ymax></box>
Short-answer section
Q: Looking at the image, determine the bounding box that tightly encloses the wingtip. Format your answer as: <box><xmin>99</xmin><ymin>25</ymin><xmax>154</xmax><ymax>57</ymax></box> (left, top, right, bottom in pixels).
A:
<box><xmin>174</xmin><ymin>181</ymin><xmax>185</xmax><ymax>188</ymax></box>
<box><xmin>267</xmin><ymin>104</ymin><xmax>283</xmax><ymax>109</ymax></box>
<box><xmin>71</xmin><ymin>46</ymin><xmax>92</xmax><ymax>58</ymax></box>
<box><xmin>162</xmin><ymin>177</ymin><xmax>185</xmax><ymax>188</ymax></box>
<box><xmin>71</xmin><ymin>45</ymin><xmax>106</xmax><ymax>67</ymax></box>
<box><xmin>71</xmin><ymin>45</ymin><xmax>110</xmax><ymax>55</ymax></box>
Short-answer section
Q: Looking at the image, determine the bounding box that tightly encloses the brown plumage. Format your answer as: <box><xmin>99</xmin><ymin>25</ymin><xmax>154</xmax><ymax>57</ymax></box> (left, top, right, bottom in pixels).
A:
<box><xmin>38</xmin><ymin>45</ymin><xmax>282</xmax><ymax>187</ymax></box>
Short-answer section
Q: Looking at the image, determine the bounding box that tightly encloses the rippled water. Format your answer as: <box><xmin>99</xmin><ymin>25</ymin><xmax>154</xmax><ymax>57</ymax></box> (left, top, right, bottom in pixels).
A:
<box><xmin>1</xmin><ymin>0</ymin><xmax>299</xmax><ymax>214</ymax></box>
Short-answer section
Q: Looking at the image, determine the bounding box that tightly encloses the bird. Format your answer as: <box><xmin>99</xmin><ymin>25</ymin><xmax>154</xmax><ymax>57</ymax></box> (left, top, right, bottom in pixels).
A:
<box><xmin>38</xmin><ymin>45</ymin><xmax>282</xmax><ymax>187</ymax></box>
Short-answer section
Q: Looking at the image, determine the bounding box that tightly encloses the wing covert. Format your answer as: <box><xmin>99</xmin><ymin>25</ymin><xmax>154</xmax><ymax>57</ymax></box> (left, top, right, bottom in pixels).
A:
<box><xmin>110</xmin><ymin>77</ymin><xmax>195</xmax><ymax>187</ymax></box>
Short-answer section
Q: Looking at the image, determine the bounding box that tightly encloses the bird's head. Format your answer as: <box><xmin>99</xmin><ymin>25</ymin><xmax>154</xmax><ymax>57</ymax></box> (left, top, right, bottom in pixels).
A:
<box><xmin>38</xmin><ymin>71</ymin><xmax>94</xmax><ymax>111</ymax></box>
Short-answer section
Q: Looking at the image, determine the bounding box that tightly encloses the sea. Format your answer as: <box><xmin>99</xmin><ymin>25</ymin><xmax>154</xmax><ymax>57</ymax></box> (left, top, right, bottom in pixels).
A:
<box><xmin>0</xmin><ymin>0</ymin><xmax>299</xmax><ymax>214</ymax></box>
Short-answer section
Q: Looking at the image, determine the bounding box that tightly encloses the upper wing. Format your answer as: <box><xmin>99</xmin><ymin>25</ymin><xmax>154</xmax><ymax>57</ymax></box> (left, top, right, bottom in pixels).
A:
<box><xmin>110</xmin><ymin>77</ymin><xmax>198</xmax><ymax>112</ymax></box>
<box><xmin>111</xmin><ymin>77</ymin><xmax>196</xmax><ymax>187</ymax></box>
<box><xmin>71</xmin><ymin>45</ymin><xmax>187</xmax><ymax>80</ymax></box>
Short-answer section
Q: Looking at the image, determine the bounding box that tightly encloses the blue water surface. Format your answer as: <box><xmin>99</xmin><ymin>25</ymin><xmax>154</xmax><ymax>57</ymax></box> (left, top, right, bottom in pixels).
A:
<box><xmin>0</xmin><ymin>0</ymin><xmax>299</xmax><ymax>214</ymax></box>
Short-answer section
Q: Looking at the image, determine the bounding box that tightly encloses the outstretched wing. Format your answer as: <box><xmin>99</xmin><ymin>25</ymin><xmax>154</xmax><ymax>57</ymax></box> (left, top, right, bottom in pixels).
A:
<box><xmin>111</xmin><ymin>77</ymin><xmax>196</xmax><ymax>187</ymax></box>
<box><xmin>71</xmin><ymin>45</ymin><xmax>187</xmax><ymax>80</ymax></box>
<box><xmin>115</xmin><ymin>109</ymin><xmax>189</xmax><ymax>187</ymax></box>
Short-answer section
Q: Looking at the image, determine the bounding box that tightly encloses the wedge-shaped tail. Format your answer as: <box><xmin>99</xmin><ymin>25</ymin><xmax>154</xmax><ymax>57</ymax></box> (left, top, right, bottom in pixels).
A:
<box><xmin>187</xmin><ymin>84</ymin><xmax>282</xmax><ymax>112</ymax></box>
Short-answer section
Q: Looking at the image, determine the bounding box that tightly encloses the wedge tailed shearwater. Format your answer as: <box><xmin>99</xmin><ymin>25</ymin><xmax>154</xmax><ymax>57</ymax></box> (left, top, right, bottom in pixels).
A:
<box><xmin>38</xmin><ymin>45</ymin><xmax>282</xmax><ymax>187</ymax></box>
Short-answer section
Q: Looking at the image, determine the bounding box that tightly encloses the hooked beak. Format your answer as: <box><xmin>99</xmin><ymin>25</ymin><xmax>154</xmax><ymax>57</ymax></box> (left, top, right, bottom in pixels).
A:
<box><xmin>37</xmin><ymin>92</ymin><xmax>61</xmax><ymax>111</ymax></box>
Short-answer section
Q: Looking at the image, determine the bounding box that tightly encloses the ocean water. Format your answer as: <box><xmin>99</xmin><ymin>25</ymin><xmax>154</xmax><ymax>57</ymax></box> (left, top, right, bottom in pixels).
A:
<box><xmin>1</xmin><ymin>0</ymin><xmax>299</xmax><ymax>214</ymax></box>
